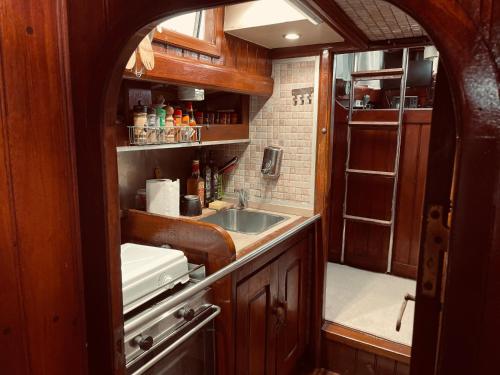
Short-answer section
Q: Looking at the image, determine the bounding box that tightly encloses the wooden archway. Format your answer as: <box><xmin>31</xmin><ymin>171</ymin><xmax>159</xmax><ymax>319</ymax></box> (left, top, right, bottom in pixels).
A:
<box><xmin>67</xmin><ymin>1</ymin><xmax>499</xmax><ymax>374</ymax></box>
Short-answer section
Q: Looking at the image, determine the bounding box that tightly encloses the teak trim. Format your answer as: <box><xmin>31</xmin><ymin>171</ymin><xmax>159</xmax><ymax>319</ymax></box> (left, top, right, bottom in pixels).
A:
<box><xmin>123</xmin><ymin>52</ymin><xmax>274</xmax><ymax>96</ymax></box>
<box><xmin>322</xmin><ymin>321</ymin><xmax>412</xmax><ymax>365</ymax></box>
<box><xmin>154</xmin><ymin>7</ymin><xmax>224</xmax><ymax>58</ymax></box>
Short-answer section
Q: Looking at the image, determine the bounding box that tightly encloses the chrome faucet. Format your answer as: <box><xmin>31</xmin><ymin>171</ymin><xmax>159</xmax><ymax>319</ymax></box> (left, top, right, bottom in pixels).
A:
<box><xmin>237</xmin><ymin>189</ymin><xmax>249</xmax><ymax>209</ymax></box>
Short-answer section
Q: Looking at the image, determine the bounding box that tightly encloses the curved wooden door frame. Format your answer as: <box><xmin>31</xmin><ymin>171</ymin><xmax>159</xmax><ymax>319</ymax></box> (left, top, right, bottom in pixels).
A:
<box><xmin>67</xmin><ymin>0</ymin><xmax>499</xmax><ymax>374</ymax></box>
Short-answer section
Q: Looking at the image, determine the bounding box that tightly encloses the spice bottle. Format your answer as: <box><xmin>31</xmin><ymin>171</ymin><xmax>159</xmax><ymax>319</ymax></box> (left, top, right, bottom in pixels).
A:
<box><xmin>186</xmin><ymin>160</ymin><xmax>205</xmax><ymax>207</ymax></box>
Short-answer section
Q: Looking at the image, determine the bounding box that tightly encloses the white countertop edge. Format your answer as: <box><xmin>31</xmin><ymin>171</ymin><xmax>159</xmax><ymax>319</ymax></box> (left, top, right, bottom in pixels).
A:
<box><xmin>124</xmin><ymin>213</ymin><xmax>321</xmax><ymax>335</ymax></box>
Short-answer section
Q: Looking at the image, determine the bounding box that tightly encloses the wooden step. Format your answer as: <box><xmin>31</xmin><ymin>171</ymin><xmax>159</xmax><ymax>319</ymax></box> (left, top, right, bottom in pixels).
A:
<box><xmin>351</xmin><ymin>68</ymin><xmax>404</xmax><ymax>80</ymax></box>
<box><xmin>322</xmin><ymin>321</ymin><xmax>411</xmax><ymax>364</ymax></box>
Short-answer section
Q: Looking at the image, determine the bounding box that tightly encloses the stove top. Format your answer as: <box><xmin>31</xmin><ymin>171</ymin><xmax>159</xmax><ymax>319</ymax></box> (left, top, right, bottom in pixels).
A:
<box><xmin>121</xmin><ymin>243</ymin><xmax>190</xmax><ymax>312</ymax></box>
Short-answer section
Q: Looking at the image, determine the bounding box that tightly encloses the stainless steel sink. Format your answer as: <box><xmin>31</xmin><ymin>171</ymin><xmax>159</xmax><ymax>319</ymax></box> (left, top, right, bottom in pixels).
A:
<box><xmin>199</xmin><ymin>209</ymin><xmax>288</xmax><ymax>234</ymax></box>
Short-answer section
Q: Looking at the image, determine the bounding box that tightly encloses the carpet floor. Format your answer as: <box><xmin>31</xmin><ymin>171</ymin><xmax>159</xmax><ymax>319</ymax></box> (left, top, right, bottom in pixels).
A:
<box><xmin>325</xmin><ymin>262</ymin><xmax>416</xmax><ymax>346</ymax></box>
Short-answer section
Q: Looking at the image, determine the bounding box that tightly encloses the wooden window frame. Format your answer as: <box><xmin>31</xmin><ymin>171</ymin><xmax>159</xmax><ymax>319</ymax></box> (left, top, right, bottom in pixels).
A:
<box><xmin>154</xmin><ymin>7</ymin><xmax>223</xmax><ymax>58</ymax></box>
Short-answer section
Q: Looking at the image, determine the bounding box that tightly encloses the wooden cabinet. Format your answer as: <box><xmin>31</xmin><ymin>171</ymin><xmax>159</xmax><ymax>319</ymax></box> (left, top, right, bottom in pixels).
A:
<box><xmin>236</xmin><ymin>237</ymin><xmax>310</xmax><ymax>375</ymax></box>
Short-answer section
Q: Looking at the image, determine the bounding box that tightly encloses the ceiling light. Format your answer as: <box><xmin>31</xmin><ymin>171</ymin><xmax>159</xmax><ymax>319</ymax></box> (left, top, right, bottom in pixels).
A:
<box><xmin>284</xmin><ymin>33</ymin><xmax>301</xmax><ymax>40</ymax></box>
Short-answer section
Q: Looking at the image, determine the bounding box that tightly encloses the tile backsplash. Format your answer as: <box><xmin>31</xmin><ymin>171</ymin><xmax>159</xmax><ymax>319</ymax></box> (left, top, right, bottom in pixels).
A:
<box><xmin>215</xmin><ymin>57</ymin><xmax>319</xmax><ymax>212</ymax></box>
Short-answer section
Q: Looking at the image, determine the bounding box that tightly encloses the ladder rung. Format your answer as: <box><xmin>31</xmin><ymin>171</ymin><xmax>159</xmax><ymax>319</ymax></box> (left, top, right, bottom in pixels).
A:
<box><xmin>348</xmin><ymin>121</ymin><xmax>400</xmax><ymax>129</ymax></box>
<box><xmin>346</xmin><ymin>169</ymin><xmax>396</xmax><ymax>177</ymax></box>
<box><xmin>344</xmin><ymin>214</ymin><xmax>392</xmax><ymax>226</ymax></box>
<box><xmin>351</xmin><ymin>68</ymin><xmax>404</xmax><ymax>81</ymax></box>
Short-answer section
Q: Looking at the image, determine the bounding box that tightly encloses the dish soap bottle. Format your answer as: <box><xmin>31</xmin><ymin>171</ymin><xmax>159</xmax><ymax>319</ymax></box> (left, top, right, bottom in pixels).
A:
<box><xmin>187</xmin><ymin>160</ymin><xmax>205</xmax><ymax>207</ymax></box>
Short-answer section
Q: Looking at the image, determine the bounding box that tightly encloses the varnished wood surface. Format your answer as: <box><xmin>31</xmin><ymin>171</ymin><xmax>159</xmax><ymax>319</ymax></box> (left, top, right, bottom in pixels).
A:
<box><xmin>236</xmin><ymin>262</ymin><xmax>278</xmax><ymax>375</ymax></box>
<box><xmin>124</xmin><ymin>51</ymin><xmax>273</xmax><ymax>96</ymax></box>
<box><xmin>154</xmin><ymin>7</ymin><xmax>223</xmax><ymax>57</ymax></box>
<box><xmin>322</xmin><ymin>338</ymin><xmax>410</xmax><ymax>375</ymax></box>
<box><xmin>64</xmin><ymin>0</ymin><xmax>500</xmax><ymax>374</ymax></box>
<box><xmin>0</xmin><ymin>1</ymin><xmax>87</xmax><ymax>374</ymax></box>
<box><xmin>122</xmin><ymin>209</ymin><xmax>236</xmax><ymax>262</ymax></box>
<box><xmin>235</xmin><ymin>230</ymin><xmax>312</xmax><ymax>375</ymax></box>
<box><xmin>322</xmin><ymin>322</ymin><xmax>411</xmax><ymax>364</ymax></box>
<box><xmin>329</xmin><ymin>105</ymin><xmax>432</xmax><ymax>276</ymax></box>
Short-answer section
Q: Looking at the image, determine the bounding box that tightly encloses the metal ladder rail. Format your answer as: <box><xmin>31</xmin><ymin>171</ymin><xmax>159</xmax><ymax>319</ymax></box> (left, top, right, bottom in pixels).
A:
<box><xmin>340</xmin><ymin>48</ymin><xmax>410</xmax><ymax>272</ymax></box>
<box><xmin>386</xmin><ymin>48</ymin><xmax>409</xmax><ymax>273</ymax></box>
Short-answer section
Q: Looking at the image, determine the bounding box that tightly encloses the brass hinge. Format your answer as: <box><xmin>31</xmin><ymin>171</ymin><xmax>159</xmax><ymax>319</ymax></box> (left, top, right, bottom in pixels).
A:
<box><xmin>421</xmin><ymin>205</ymin><xmax>449</xmax><ymax>298</ymax></box>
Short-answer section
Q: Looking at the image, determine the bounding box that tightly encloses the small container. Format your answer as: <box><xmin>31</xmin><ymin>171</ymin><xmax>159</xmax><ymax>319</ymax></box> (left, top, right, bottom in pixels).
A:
<box><xmin>204</xmin><ymin>112</ymin><xmax>210</xmax><ymax>125</ymax></box>
<box><xmin>147</xmin><ymin>107</ymin><xmax>157</xmax><ymax>127</ymax></box>
<box><xmin>133</xmin><ymin>101</ymin><xmax>147</xmax><ymax>127</ymax></box>
<box><xmin>195</xmin><ymin>111</ymin><xmax>204</xmax><ymax>125</ymax></box>
<box><xmin>180</xmin><ymin>195</ymin><xmax>202</xmax><ymax>216</ymax></box>
<box><xmin>208</xmin><ymin>112</ymin><xmax>215</xmax><ymax>124</ymax></box>
<box><xmin>230</xmin><ymin>112</ymin><xmax>238</xmax><ymax>124</ymax></box>
<box><xmin>156</xmin><ymin>106</ymin><xmax>166</xmax><ymax>127</ymax></box>
<box><xmin>173</xmin><ymin>108</ymin><xmax>183</xmax><ymax>126</ymax></box>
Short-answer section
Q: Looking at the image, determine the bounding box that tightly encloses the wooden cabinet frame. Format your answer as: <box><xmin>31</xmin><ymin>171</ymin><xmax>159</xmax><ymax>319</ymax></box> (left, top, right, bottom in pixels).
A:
<box><xmin>154</xmin><ymin>7</ymin><xmax>224</xmax><ymax>58</ymax></box>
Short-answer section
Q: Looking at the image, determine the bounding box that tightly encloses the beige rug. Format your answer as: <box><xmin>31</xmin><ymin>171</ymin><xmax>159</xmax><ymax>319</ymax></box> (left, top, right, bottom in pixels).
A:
<box><xmin>325</xmin><ymin>262</ymin><xmax>416</xmax><ymax>346</ymax></box>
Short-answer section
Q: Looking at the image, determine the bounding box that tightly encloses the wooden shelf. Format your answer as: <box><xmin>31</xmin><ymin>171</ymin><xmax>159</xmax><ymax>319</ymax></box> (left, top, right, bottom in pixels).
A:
<box><xmin>116</xmin><ymin>138</ymin><xmax>250</xmax><ymax>153</ymax></box>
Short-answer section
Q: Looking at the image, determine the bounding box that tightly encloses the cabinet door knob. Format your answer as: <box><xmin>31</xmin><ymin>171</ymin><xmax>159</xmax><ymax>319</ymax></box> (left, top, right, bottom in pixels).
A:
<box><xmin>321</xmin><ymin>128</ymin><xmax>327</xmax><ymax>134</ymax></box>
<box><xmin>272</xmin><ymin>300</ymin><xmax>287</xmax><ymax>328</ymax></box>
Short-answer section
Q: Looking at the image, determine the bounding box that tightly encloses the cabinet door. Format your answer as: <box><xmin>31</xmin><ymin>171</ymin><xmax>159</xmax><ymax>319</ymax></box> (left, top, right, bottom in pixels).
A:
<box><xmin>276</xmin><ymin>238</ymin><xmax>310</xmax><ymax>374</ymax></box>
<box><xmin>236</xmin><ymin>262</ymin><xmax>279</xmax><ymax>375</ymax></box>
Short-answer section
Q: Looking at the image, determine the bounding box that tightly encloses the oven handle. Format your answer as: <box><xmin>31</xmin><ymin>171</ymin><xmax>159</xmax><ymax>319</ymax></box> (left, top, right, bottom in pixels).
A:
<box><xmin>130</xmin><ymin>305</ymin><xmax>221</xmax><ymax>375</ymax></box>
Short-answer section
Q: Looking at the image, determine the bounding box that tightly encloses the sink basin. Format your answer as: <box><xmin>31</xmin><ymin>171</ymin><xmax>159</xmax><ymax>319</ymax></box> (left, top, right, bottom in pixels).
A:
<box><xmin>199</xmin><ymin>209</ymin><xmax>288</xmax><ymax>234</ymax></box>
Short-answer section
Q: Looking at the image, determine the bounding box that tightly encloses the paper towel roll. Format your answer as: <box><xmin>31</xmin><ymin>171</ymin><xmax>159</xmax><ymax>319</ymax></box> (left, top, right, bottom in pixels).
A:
<box><xmin>146</xmin><ymin>179</ymin><xmax>179</xmax><ymax>217</ymax></box>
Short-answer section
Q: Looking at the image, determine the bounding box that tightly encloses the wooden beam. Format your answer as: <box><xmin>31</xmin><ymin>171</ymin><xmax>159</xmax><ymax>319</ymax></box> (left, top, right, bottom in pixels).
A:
<box><xmin>124</xmin><ymin>52</ymin><xmax>274</xmax><ymax>97</ymax></box>
<box><xmin>368</xmin><ymin>36</ymin><xmax>433</xmax><ymax>50</ymax></box>
<box><xmin>303</xmin><ymin>0</ymin><xmax>369</xmax><ymax>49</ymax></box>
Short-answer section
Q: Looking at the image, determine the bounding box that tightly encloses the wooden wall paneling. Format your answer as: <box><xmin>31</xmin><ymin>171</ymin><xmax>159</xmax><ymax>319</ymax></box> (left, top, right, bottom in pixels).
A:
<box><xmin>329</xmin><ymin>101</ymin><xmax>348</xmax><ymax>262</ymax></box>
<box><xmin>392</xmin><ymin>122</ymin><xmax>431</xmax><ymax>279</ymax></box>
<box><xmin>65</xmin><ymin>0</ymin><xmax>500</xmax><ymax>373</ymax></box>
<box><xmin>0</xmin><ymin>0</ymin><xmax>87</xmax><ymax>374</ymax></box>
<box><xmin>329</xmin><ymin>108</ymin><xmax>433</xmax><ymax>274</ymax></box>
<box><xmin>321</xmin><ymin>338</ymin><xmax>410</xmax><ymax>375</ymax></box>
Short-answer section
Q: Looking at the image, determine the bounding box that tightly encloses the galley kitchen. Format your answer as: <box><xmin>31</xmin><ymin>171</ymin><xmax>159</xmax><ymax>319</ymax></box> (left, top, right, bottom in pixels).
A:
<box><xmin>1</xmin><ymin>1</ymin><xmax>499</xmax><ymax>375</ymax></box>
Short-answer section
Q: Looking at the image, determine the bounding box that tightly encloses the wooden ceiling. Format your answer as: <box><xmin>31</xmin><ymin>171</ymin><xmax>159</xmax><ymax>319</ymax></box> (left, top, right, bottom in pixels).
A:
<box><xmin>334</xmin><ymin>0</ymin><xmax>427</xmax><ymax>41</ymax></box>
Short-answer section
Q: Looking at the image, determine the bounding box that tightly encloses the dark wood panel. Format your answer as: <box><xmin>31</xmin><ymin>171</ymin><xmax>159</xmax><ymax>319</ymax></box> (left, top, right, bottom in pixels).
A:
<box><xmin>392</xmin><ymin>123</ymin><xmax>431</xmax><ymax>279</ymax></box>
<box><xmin>321</xmin><ymin>334</ymin><xmax>410</xmax><ymax>375</ymax></box>
<box><xmin>329</xmin><ymin>105</ymin><xmax>432</xmax><ymax>275</ymax></box>
<box><xmin>64</xmin><ymin>0</ymin><xmax>500</xmax><ymax>374</ymax></box>
<box><xmin>322</xmin><ymin>322</ymin><xmax>411</xmax><ymax>364</ymax></box>
<box><xmin>0</xmin><ymin>1</ymin><xmax>87</xmax><ymax>374</ymax></box>
<box><xmin>344</xmin><ymin>222</ymin><xmax>390</xmax><ymax>272</ymax></box>
<box><xmin>277</xmin><ymin>238</ymin><xmax>310</xmax><ymax>374</ymax></box>
<box><xmin>236</xmin><ymin>262</ymin><xmax>278</xmax><ymax>375</ymax></box>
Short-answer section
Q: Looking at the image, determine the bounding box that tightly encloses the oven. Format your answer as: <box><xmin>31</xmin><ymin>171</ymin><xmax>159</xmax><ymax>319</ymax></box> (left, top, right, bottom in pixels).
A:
<box><xmin>125</xmin><ymin>288</ymin><xmax>219</xmax><ymax>375</ymax></box>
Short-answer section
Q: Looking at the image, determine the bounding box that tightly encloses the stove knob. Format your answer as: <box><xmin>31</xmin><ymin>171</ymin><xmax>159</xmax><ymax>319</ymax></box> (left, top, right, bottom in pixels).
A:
<box><xmin>176</xmin><ymin>307</ymin><xmax>195</xmax><ymax>322</ymax></box>
<box><xmin>134</xmin><ymin>335</ymin><xmax>154</xmax><ymax>351</ymax></box>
